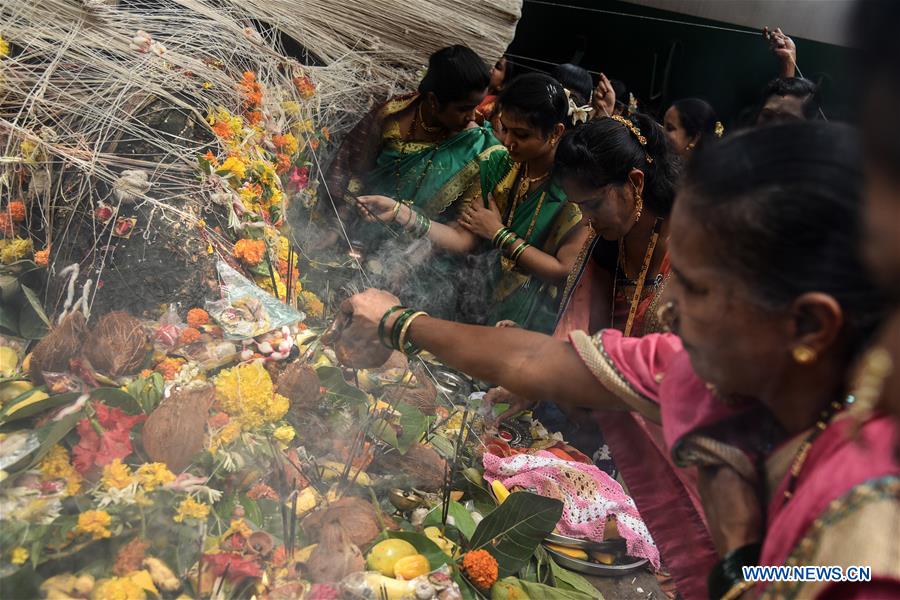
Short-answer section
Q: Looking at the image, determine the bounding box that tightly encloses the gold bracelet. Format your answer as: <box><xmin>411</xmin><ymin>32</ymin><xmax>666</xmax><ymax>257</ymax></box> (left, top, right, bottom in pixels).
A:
<box><xmin>390</xmin><ymin>200</ymin><xmax>402</xmax><ymax>221</ymax></box>
<box><xmin>397</xmin><ymin>311</ymin><xmax>427</xmax><ymax>354</ymax></box>
<box><xmin>721</xmin><ymin>580</ymin><xmax>756</xmax><ymax>600</ymax></box>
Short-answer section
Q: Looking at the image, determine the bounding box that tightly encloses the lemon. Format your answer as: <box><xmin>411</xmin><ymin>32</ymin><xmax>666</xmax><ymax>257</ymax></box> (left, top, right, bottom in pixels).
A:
<box><xmin>366</xmin><ymin>539</ymin><xmax>417</xmax><ymax>576</ymax></box>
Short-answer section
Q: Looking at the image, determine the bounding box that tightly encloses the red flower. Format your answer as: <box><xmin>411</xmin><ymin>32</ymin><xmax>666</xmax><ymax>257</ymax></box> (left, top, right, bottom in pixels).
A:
<box><xmin>288</xmin><ymin>166</ymin><xmax>309</xmax><ymax>191</ymax></box>
<box><xmin>72</xmin><ymin>403</ymin><xmax>147</xmax><ymax>474</ymax></box>
<box><xmin>202</xmin><ymin>552</ymin><xmax>262</xmax><ymax>583</ymax></box>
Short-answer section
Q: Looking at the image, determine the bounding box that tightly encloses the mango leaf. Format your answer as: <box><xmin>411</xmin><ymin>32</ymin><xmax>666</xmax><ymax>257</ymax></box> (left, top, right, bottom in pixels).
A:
<box><xmin>371</xmin><ymin>417</ymin><xmax>399</xmax><ymax>449</ymax></box>
<box><xmin>20</xmin><ymin>285</ymin><xmax>50</xmax><ymax>327</ymax></box>
<box><xmin>424</xmin><ymin>501</ymin><xmax>477</xmax><ymax>541</ymax></box>
<box><xmin>394</xmin><ymin>401</ymin><xmax>426</xmax><ymax>453</ymax></box>
<box><xmin>0</xmin><ymin>300</ymin><xmax>17</xmax><ymax>336</ymax></box>
<box><xmin>91</xmin><ymin>387</ymin><xmax>143</xmax><ymax>415</ymax></box>
<box><xmin>316</xmin><ymin>366</ymin><xmax>367</xmax><ymax>406</ymax></box>
<box><xmin>1</xmin><ymin>391</ymin><xmax>79</xmax><ymax>424</ymax></box>
<box><xmin>17</xmin><ymin>301</ymin><xmax>47</xmax><ymax>340</ymax></box>
<box><xmin>374</xmin><ymin>530</ymin><xmax>450</xmax><ymax>570</ymax></box>
<box><xmin>469</xmin><ymin>491</ymin><xmax>563</xmax><ymax>578</ymax></box>
<box><xmin>491</xmin><ymin>577</ymin><xmax>598</xmax><ymax>600</ymax></box>
<box><xmin>549</xmin><ymin>560</ymin><xmax>603</xmax><ymax>598</ymax></box>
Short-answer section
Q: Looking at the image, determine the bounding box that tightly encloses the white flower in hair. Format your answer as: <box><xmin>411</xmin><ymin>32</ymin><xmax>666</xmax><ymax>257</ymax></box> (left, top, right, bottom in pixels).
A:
<box><xmin>564</xmin><ymin>88</ymin><xmax>592</xmax><ymax>125</ymax></box>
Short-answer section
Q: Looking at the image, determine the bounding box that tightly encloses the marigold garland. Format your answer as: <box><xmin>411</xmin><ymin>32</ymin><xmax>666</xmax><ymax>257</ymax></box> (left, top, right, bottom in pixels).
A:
<box><xmin>233</xmin><ymin>238</ymin><xmax>266</xmax><ymax>266</ymax></box>
<box><xmin>75</xmin><ymin>510</ymin><xmax>113</xmax><ymax>540</ymax></box>
<box><xmin>461</xmin><ymin>549</ymin><xmax>498</xmax><ymax>590</ymax></box>
<box><xmin>213</xmin><ymin>361</ymin><xmax>288</xmax><ymax>430</ymax></box>
<box><xmin>7</xmin><ymin>200</ymin><xmax>26</xmax><ymax>222</ymax></box>
<box><xmin>186</xmin><ymin>307</ymin><xmax>209</xmax><ymax>328</ymax></box>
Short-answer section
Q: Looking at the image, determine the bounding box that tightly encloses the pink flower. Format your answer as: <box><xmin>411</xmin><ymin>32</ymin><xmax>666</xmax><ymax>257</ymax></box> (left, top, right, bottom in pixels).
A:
<box><xmin>72</xmin><ymin>403</ymin><xmax>146</xmax><ymax>474</ymax></box>
<box><xmin>288</xmin><ymin>166</ymin><xmax>309</xmax><ymax>191</ymax></box>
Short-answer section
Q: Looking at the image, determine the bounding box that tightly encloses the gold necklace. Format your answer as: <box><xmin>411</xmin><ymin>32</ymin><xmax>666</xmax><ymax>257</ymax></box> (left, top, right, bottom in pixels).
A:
<box><xmin>783</xmin><ymin>399</ymin><xmax>846</xmax><ymax>501</ymax></box>
<box><xmin>612</xmin><ymin>218</ymin><xmax>662</xmax><ymax>336</ymax></box>
<box><xmin>417</xmin><ymin>102</ymin><xmax>443</xmax><ymax>135</ymax></box>
<box><xmin>501</xmin><ymin>165</ymin><xmax>547</xmax><ymax>271</ymax></box>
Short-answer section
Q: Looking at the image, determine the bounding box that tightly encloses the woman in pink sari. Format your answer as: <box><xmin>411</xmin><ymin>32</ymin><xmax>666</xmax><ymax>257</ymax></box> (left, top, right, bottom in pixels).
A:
<box><xmin>336</xmin><ymin>122</ymin><xmax>900</xmax><ymax>599</ymax></box>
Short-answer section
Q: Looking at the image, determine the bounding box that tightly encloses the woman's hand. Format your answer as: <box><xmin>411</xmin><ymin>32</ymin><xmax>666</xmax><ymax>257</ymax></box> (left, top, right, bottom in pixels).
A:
<box><xmin>484</xmin><ymin>386</ymin><xmax>537</xmax><ymax>426</ymax></box>
<box><xmin>327</xmin><ymin>288</ymin><xmax>402</xmax><ymax>368</ymax></box>
<box><xmin>356</xmin><ymin>195</ymin><xmax>403</xmax><ymax>224</ymax></box>
<box><xmin>591</xmin><ymin>73</ymin><xmax>616</xmax><ymax>118</ymax></box>
<box><xmin>459</xmin><ymin>195</ymin><xmax>504</xmax><ymax>240</ymax></box>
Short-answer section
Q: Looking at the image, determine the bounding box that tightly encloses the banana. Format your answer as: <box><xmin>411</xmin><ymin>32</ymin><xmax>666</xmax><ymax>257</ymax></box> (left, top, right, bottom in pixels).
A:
<box><xmin>3</xmin><ymin>388</ymin><xmax>50</xmax><ymax>416</ymax></box>
<box><xmin>545</xmin><ymin>543</ymin><xmax>588</xmax><ymax>560</ymax></box>
<box><xmin>490</xmin><ymin>479</ymin><xmax>510</xmax><ymax>504</ymax></box>
<box><xmin>287</xmin><ymin>486</ymin><xmax>321</xmax><ymax>517</ymax></box>
<box><xmin>317</xmin><ymin>460</ymin><xmax>373</xmax><ymax>486</ymax></box>
<box><xmin>363</xmin><ymin>573</ymin><xmax>413</xmax><ymax>600</ymax></box>
<box><xmin>590</xmin><ymin>551</ymin><xmax>617</xmax><ymax>565</ymax></box>
<box><xmin>295</xmin><ymin>543</ymin><xmax>318</xmax><ymax>563</ymax></box>
<box><xmin>424</xmin><ymin>526</ymin><xmax>455</xmax><ymax>556</ymax></box>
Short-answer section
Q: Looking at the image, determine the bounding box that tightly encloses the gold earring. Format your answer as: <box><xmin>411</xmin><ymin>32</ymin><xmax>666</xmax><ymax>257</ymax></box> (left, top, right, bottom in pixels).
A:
<box><xmin>656</xmin><ymin>301</ymin><xmax>677</xmax><ymax>332</ymax></box>
<box><xmin>792</xmin><ymin>345</ymin><xmax>817</xmax><ymax>364</ymax></box>
<box><xmin>634</xmin><ymin>193</ymin><xmax>643</xmax><ymax>222</ymax></box>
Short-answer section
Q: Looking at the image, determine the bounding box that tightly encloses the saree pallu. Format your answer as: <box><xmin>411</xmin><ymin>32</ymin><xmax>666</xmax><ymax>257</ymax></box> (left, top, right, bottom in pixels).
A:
<box><xmin>486</xmin><ymin>166</ymin><xmax>583</xmax><ymax>333</ymax></box>
<box><xmin>568</xmin><ymin>328</ymin><xmax>719</xmax><ymax>600</ymax></box>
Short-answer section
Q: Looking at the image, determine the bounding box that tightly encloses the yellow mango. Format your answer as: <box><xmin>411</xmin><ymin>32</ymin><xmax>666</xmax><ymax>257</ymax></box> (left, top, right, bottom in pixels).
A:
<box><xmin>393</xmin><ymin>554</ymin><xmax>429</xmax><ymax>580</ymax></box>
<box><xmin>545</xmin><ymin>543</ymin><xmax>588</xmax><ymax>560</ymax></box>
<box><xmin>366</xmin><ymin>539</ymin><xmax>417</xmax><ymax>576</ymax></box>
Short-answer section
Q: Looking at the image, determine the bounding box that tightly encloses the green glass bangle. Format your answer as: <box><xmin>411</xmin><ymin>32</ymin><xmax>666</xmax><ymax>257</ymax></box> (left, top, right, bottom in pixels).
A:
<box><xmin>491</xmin><ymin>227</ymin><xmax>511</xmax><ymax>246</ymax></box>
<box><xmin>510</xmin><ymin>241</ymin><xmax>530</xmax><ymax>262</ymax></box>
<box><xmin>501</xmin><ymin>232</ymin><xmax>520</xmax><ymax>252</ymax></box>
<box><xmin>378</xmin><ymin>305</ymin><xmax>406</xmax><ymax>349</ymax></box>
<box><xmin>391</xmin><ymin>308</ymin><xmax>416</xmax><ymax>350</ymax></box>
<box><xmin>495</xmin><ymin>229</ymin><xmax>516</xmax><ymax>250</ymax></box>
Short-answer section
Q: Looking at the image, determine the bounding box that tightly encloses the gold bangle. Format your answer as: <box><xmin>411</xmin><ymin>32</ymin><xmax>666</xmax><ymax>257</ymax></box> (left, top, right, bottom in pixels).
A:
<box><xmin>721</xmin><ymin>580</ymin><xmax>756</xmax><ymax>600</ymax></box>
<box><xmin>390</xmin><ymin>201</ymin><xmax>402</xmax><ymax>221</ymax></box>
<box><xmin>398</xmin><ymin>311</ymin><xmax>427</xmax><ymax>354</ymax></box>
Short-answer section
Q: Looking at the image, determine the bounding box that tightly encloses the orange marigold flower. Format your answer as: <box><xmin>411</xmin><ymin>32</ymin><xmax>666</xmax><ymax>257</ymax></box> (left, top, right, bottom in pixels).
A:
<box><xmin>186</xmin><ymin>307</ymin><xmax>210</xmax><ymax>328</ymax></box>
<box><xmin>0</xmin><ymin>213</ymin><xmax>14</xmax><ymax>237</ymax></box>
<box><xmin>293</xmin><ymin>75</ymin><xmax>316</xmax><ymax>99</ymax></box>
<box><xmin>246</xmin><ymin>111</ymin><xmax>262</xmax><ymax>126</ymax></box>
<box><xmin>275</xmin><ymin>153</ymin><xmax>292</xmax><ymax>175</ymax></box>
<box><xmin>178</xmin><ymin>327</ymin><xmax>201</xmax><ymax>346</ymax></box>
<box><xmin>321</xmin><ymin>127</ymin><xmax>330</xmax><ymax>141</ymax></box>
<box><xmin>203</xmin><ymin>150</ymin><xmax>219</xmax><ymax>166</ymax></box>
<box><xmin>461</xmin><ymin>549</ymin><xmax>498</xmax><ymax>591</ymax></box>
<box><xmin>233</xmin><ymin>238</ymin><xmax>266</xmax><ymax>266</ymax></box>
<box><xmin>113</xmin><ymin>537</ymin><xmax>149</xmax><ymax>576</ymax></box>
<box><xmin>34</xmin><ymin>247</ymin><xmax>50</xmax><ymax>267</ymax></box>
<box><xmin>212</xmin><ymin>120</ymin><xmax>235</xmax><ymax>140</ymax></box>
<box><xmin>309</xmin><ymin>138</ymin><xmax>320</xmax><ymax>151</ymax></box>
<box><xmin>156</xmin><ymin>357</ymin><xmax>184</xmax><ymax>380</ymax></box>
<box><xmin>247</xmin><ymin>482</ymin><xmax>278</xmax><ymax>501</ymax></box>
<box><xmin>7</xmin><ymin>201</ymin><xmax>26</xmax><ymax>223</ymax></box>
<box><xmin>208</xmin><ymin>412</ymin><xmax>230</xmax><ymax>428</ymax></box>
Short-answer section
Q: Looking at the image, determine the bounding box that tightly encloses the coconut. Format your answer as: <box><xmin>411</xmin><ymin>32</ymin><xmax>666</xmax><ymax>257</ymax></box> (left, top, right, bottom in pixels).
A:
<box><xmin>142</xmin><ymin>384</ymin><xmax>213</xmax><ymax>472</ymax></box>
<box><xmin>374</xmin><ymin>443</ymin><xmax>446</xmax><ymax>492</ymax></box>
<box><xmin>82</xmin><ymin>311</ymin><xmax>149</xmax><ymax>378</ymax></box>
<box><xmin>29</xmin><ymin>312</ymin><xmax>87</xmax><ymax>383</ymax></box>
<box><xmin>276</xmin><ymin>361</ymin><xmax>321</xmax><ymax>411</ymax></box>
<box><xmin>382</xmin><ymin>365</ymin><xmax>438</xmax><ymax>415</ymax></box>
<box><xmin>302</xmin><ymin>497</ymin><xmax>394</xmax><ymax>547</ymax></box>
<box><xmin>304</xmin><ymin>520</ymin><xmax>365</xmax><ymax>584</ymax></box>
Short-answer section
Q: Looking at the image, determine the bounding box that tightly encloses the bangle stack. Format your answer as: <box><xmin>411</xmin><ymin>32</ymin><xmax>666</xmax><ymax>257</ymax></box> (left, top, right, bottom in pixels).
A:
<box><xmin>492</xmin><ymin>226</ymin><xmax>530</xmax><ymax>266</ymax></box>
<box><xmin>378</xmin><ymin>305</ymin><xmax>428</xmax><ymax>355</ymax></box>
<box><xmin>509</xmin><ymin>240</ymin><xmax>530</xmax><ymax>264</ymax></box>
<box><xmin>406</xmin><ymin>209</ymin><xmax>432</xmax><ymax>238</ymax></box>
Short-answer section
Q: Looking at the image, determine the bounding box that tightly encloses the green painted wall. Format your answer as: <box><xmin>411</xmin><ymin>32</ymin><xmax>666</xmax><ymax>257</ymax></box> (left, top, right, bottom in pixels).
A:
<box><xmin>507</xmin><ymin>0</ymin><xmax>855</xmax><ymax>126</ymax></box>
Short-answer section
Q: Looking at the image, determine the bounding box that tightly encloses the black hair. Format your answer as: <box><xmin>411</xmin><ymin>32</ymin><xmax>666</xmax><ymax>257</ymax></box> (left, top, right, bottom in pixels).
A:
<box><xmin>418</xmin><ymin>45</ymin><xmax>490</xmax><ymax>105</ymax></box>
<box><xmin>498</xmin><ymin>73</ymin><xmax>570</xmax><ymax>136</ymax></box>
<box><xmin>852</xmin><ymin>0</ymin><xmax>900</xmax><ymax>172</ymax></box>
<box><xmin>494</xmin><ymin>55</ymin><xmax>517</xmax><ymax>88</ymax></box>
<box><xmin>554</xmin><ymin>114</ymin><xmax>681</xmax><ymax>217</ymax></box>
<box><xmin>553</xmin><ymin>63</ymin><xmax>593</xmax><ymax>106</ymax></box>
<box><xmin>684</xmin><ymin>122</ymin><xmax>886</xmax><ymax>355</ymax></box>
<box><xmin>670</xmin><ymin>98</ymin><xmax>719</xmax><ymax>142</ymax></box>
<box><xmin>761</xmin><ymin>77</ymin><xmax>821</xmax><ymax>119</ymax></box>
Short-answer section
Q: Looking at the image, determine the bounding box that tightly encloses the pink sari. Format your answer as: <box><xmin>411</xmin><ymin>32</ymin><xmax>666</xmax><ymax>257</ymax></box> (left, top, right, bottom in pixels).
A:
<box><xmin>573</xmin><ymin>329</ymin><xmax>900</xmax><ymax>600</ymax></box>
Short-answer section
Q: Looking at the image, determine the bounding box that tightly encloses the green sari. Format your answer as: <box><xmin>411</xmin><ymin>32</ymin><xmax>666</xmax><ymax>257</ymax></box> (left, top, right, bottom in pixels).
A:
<box><xmin>487</xmin><ymin>164</ymin><xmax>583</xmax><ymax>333</ymax></box>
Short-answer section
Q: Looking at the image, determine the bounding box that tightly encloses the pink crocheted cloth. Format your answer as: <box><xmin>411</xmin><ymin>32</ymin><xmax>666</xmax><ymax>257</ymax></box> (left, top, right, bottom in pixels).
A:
<box><xmin>483</xmin><ymin>451</ymin><xmax>660</xmax><ymax>569</ymax></box>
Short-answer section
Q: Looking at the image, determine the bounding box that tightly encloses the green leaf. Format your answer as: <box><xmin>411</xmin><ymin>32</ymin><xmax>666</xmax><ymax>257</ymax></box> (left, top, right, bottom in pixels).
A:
<box><xmin>394</xmin><ymin>401</ymin><xmax>426</xmax><ymax>453</ymax></box>
<box><xmin>549</xmin><ymin>560</ymin><xmax>604</xmax><ymax>598</ymax></box>
<box><xmin>16</xmin><ymin>410</ymin><xmax>83</xmax><ymax>472</ymax></box>
<box><xmin>469</xmin><ymin>492</ymin><xmax>563</xmax><ymax>578</ymax></box>
<box><xmin>239</xmin><ymin>494</ymin><xmax>264</xmax><ymax>527</ymax></box>
<box><xmin>424</xmin><ymin>501</ymin><xmax>477</xmax><ymax>541</ymax></box>
<box><xmin>371</xmin><ymin>417</ymin><xmax>399</xmax><ymax>449</ymax></box>
<box><xmin>17</xmin><ymin>301</ymin><xmax>47</xmax><ymax>340</ymax></box>
<box><xmin>316</xmin><ymin>366</ymin><xmax>367</xmax><ymax>405</ymax></box>
<box><xmin>1</xmin><ymin>391</ymin><xmax>78</xmax><ymax>424</ymax></box>
<box><xmin>91</xmin><ymin>387</ymin><xmax>142</xmax><ymax>415</ymax></box>
<box><xmin>0</xmin><ymin>302</ymin><xmax>18</xmax><ymax>335</ymax></box>
<box><xmin>20</xmin><ymin>285</ymin><xmax>50</xmax><ymax>327</ymax></box>
<box><xmin>491</xmin><ymin>577</ymin><xmax>598</xmax><ymax>600</ymax></box>
<box><xmin>375</xmin><ymin>530</ymin><xmax>451</xmax><ymax>570</ymax></box>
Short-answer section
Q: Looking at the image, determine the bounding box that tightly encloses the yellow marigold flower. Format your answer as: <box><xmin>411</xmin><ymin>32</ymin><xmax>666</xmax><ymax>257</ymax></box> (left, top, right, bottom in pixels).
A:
<box><xmin>102</xmin><ymin>459</ymin><xmax>135</xmax><ymax>490</ymax></box>
<box><xmin>223</xmin><ymin>518</ymin><xmax>253</xmax><ymax>540</ymax></box>
<box><xmin>219</xmin><ymin>156</ymin><xmax>247</xmax><ymax>180</ymax></box>
<box><xmin>135</xmin><ymin>463</ymin><xmax>175</xmax><ymax>492</ymax></box>
<box><xmin>173</xmin><ymin>496</ymin><xmax>210</xmax><ymax>523</ymax></box>
<box><xmin>0</xmin><ymin>35</ymin><xmax>9</xmax><ymax>58</ymax></box>
<box><xmin>0</xmin><ymin>237</ymin><xmax>32</xmax><ymax>264</ymax></box>
<box><xmin>10</xmin><ymin>547</ymin><xmax>28</xmax><ymax>565</ymax></box>
<box><xmin>213</xmin><ymin>362</ymin><xmax>288</xmax><ymax>430</ymax></box>
<box><xmin>273</xmin><ymin>424</ymin><xmax>295</xmax><ymax>444</ymax></box>
<box><xmin>268</xmin><ymin>187</ymin><xmax>284</xmax><ymax>208</ymax></box>
<box><xmin>209</xmin><ymin>421</ymin><xmax>241</xmax><ymax>453</ymax></box>
<box><xmin>252</xmin><ymin>160</ymin><xmax>278</xmax><ymax>186</ymax></box>
<box><xmin>76</xmin><ymin>510</ymin><xmax>112</xmax><ymax>540</ymax></box>
<box><xmin>40</xmin><ymin>445</ymin><xmax>83</xmax><ymax>496</ymax></box>
<box><xmin>257</xmin><ymin>271</ymin><xmax>287</xmax><ymax>302</ymax></box>
<box><xmin>300</xmin><ymin>290</ymin><xmax>325</xmax><ymax>319</ymax></box>
<box><xmin>92</xmin><ymin>576</ymin><xmax>147</xmax><ymax>600</ymax></box>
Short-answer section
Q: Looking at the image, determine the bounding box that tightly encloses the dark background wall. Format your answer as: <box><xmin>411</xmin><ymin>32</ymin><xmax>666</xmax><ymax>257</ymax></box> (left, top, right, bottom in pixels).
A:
<box><xmin>505</xmin><ymin>0</ymin><xmax>856</xmax><ymax>126</ymax></box>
